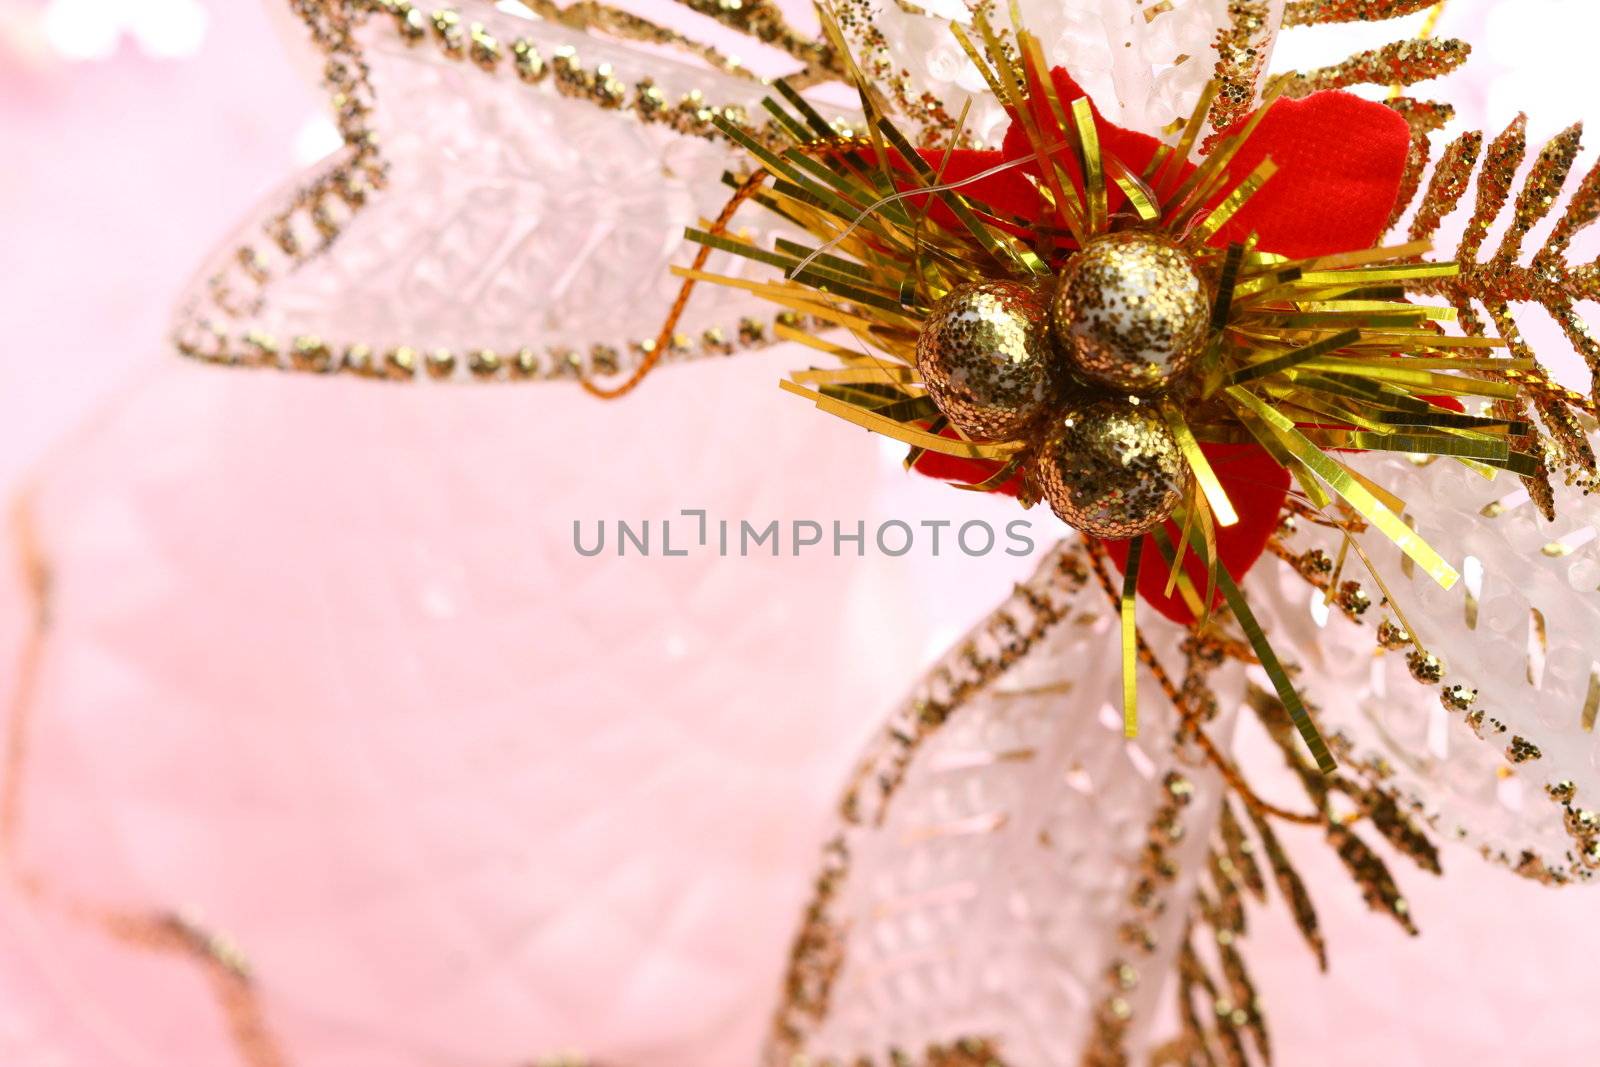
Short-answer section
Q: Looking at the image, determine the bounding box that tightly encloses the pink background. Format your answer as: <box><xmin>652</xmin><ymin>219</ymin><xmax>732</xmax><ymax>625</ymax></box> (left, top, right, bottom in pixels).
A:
<box><xmin>2</xmin><ymin>2</ymin><xmax>1599</xmax><ymax>1064</ymax></box>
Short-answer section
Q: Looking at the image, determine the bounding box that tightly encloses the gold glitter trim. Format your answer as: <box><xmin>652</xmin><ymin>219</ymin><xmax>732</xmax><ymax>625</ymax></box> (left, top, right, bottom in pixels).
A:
<box><xmin>0</xmin><ymin>494</ymin><xmax>45</xmax><ymax>856</ymax></box>
<box><xmin>1083</xmin><ymin>771</ymin><xmax>1200</xmax><ymax>1067</ymax></box>
<box><xmin>175</xmin><ymin>0</ymin><xmax>840</xmax><ymax>383</ymax></box>
<box><xmin>520</xmin><ymin>0</ymin><xmax>760</xmax><ymax>81</ymax></box>
<box><xmin>1269</xmin><ymin>521</ymin><xmax>1597</xmax><ymax>887</ymax></box>
<box><xmin>668</xmin><ymin>0</ymin><xmax>838</xmax><ymax>76</ymax></box>
<box><xmin>1</xmin><ymin>492</ymin><xmax>293</xmax><ymax>1065</ymax></box>
<box><xmin>3</xmin><ymin>487</ymin><xmax>611</xmax><ymax>1067</ymax></box>
<box><xmin>803</xmin><ymin>1039</ymin><xmax>1010</xmax><ymax>1067</ymax></box>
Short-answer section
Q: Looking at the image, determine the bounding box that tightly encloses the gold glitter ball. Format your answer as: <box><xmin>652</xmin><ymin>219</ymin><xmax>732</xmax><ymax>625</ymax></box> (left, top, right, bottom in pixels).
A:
<box><xmin>1035</xmin><ymin>397</ymin><xmax>1187</xmax><ymax>539</ymax></box>
<box><xmin>916</xmin><ymin>280</ymin><xmax>1058</xmax><ymax>441</ymax></box>
<box><xmin>1051</xmin><ymin>232</ymin><xmax>1211</xmax><ymax>394</ymax></box>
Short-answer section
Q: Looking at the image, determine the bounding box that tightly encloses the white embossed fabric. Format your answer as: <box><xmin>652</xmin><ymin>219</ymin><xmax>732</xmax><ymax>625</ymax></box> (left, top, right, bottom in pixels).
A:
<box><xmin>1248</xmin><ymin>445</ymin><xmax>1600</xmax><ymax>885</ymax></box>
<box><xmin>790</xmin><ymin>543</ymin><xmax>1241</xmax><ymax>1065</ymax></box>
<box><xmin>868</xmin><ymin>0</ymin><xmax>1238</xmax><ymax>146</ymax></box>
<box><xmin>175</xmin><ymin>1</ymin><xmax>817</xmax><ymax>379</ymax></box>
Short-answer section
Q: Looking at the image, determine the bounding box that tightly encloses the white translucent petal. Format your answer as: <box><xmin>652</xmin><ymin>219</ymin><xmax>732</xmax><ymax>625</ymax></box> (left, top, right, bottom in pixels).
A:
<box><xmin>872</xmin><ymin>0</ymin><xmax>1282</xmax><ymax>142</ymax></box>
<box><xmin>1249</xmin><ymin>446</ymin><xmax>1600</xmax><ymax>885</ymax></box>
<box><xmin>789</xmin><ymin>542</ymin><xmax>1240</xmax><ymax>1063</ymax></box>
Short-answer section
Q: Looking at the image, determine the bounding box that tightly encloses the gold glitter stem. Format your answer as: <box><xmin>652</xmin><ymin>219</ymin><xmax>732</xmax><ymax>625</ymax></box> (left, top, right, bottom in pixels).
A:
<box><xmin>583</xmin><ymin>167</ymin><xmax>772</xmax><ymax>399</ymax></box>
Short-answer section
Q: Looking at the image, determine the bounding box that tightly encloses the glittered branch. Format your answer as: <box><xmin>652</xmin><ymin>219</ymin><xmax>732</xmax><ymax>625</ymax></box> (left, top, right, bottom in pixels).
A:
<box><xmin>524</xmin><ymin>0</ymin><xmax>762</xmax><ymax>80</ymax></box>
<box><xmin>1245</xmin><ymin>684</ymin><xmax>1433</xmax><ymax>935</ymax></box>
<box><xmin>1273</xmin><ymin>38</ymin><xmax>1471</xmax><ymax>97</ymax></box>
<box><xmin>1283</xmin><ymin>0</ymin><xmax>1440</xmax><ymax>25</ymax></box>
<box><xmin>1207</xmin><ymin>1</ymin><xmax>1279</xmax><ymax>135</ymax></box>
<box><xmin>669</xmin><ymin>0</ymin><xmax>839</xmax><ymax>74</ymax></box>
<box><xmin>1401</xmin><ymin>115</ymin><xmax>1600</xmax><ymax>508</ymax></box>
<box><xmin>1244</xmin><ymin>805</ymin><xmax>1328</xmax><ymax>969</ymax></box>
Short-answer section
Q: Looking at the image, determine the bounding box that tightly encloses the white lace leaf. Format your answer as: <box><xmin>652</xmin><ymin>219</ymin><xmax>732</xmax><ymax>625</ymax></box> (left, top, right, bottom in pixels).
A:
<box><xmin>1249</xmin><ymin>446</ymin><xmax>1600</xmax><ymax>886</ymax></box>
<box><xmin>784</xmin><ymin>542</ymin><xmax>1241</xmax><ymax>1065</ymax></box>
<box><xmin>173</xmin><ymin>2</ymin><xmax>828</xmax><ymax>382</ymax></box>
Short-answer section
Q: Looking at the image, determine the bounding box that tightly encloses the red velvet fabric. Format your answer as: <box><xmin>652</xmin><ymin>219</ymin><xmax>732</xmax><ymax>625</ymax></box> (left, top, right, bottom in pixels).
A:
<box><xmin>1207</xmin><ymin>91</ymin><xmax>1412</xmax><ymax>259</ymax></box>
<box><xmin>907</xmin><ymin>69</ymin><xmax>1411</xmax><ymax>623</ymax></box>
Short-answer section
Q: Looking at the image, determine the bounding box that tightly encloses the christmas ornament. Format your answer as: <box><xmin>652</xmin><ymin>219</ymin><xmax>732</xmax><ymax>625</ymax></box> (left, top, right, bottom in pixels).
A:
<box><xmin>1034</xmin><ymin>397</ymin><xmax>1187</xmax><ymax>538</ymax></box>
<box><xmin>9</xmin><ymin>1</ymin><xmax>1600</xmax><ymax>1066</ymax></box>
<box><xmin>1051</xmin><ymin>232</ymin><xmax>1211</xmax><ymax>394</ymax></box>
<box><xmin>651</xmin><ymin>0</ymin><xmax>1600</xmax><ymax>1060</ymax></box>
<box><xmin>915</xmin><ymin>280</ymin><xmax>1058</xmax><ymax>441</ymax></box>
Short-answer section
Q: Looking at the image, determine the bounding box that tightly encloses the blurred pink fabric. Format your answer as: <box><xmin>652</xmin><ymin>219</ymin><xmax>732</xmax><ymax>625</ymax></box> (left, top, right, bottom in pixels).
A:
<box><xmin>3</xmin><ymin>2</ymin><xmax>1600</xmax><ymax>1065</ymax></box>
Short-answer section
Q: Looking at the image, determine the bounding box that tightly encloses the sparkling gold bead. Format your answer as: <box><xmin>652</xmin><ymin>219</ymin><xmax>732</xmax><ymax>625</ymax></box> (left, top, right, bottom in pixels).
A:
<box><xmin>1376</xmin><ymin>618</ymin><xmax>1412</xmax><ymax>650</ymax></box>
<box><xmin>1335</xmin><ymin>580</ymin><xmax>1371</xmax><ymax>619</ymax></box>
<box><xmin>1566</xmin><ymin>807</ymin><xmax>1600</xmax><ymax>837</ymax></box>
<box><xmin>1051</xmin><ymin>232</ymin><xmax>1210</xmax><ymax>394</ymax></box>
<box><xmin>916</xmin><ymin>280</ymin><xmax>1057</xmax><ymax>440</ymax></box>
<box><xmin>1035</xmin><ymin>397</ymin><xmax>1187</xmax><ymax>539</ymax></box>
<box><xmin>1507</xmin><ymin>736</ymin><xmax>1542</xmax><ymax>764</ymax></box>
<box><xmin>1406</xmin><ymin>649</ymin><xmax>1444</xmax><ymax>683</ymax></box>
<box><xmin>1298</xmin><ymin>549</ymin><xmax>1334</xmax><ymax>578</ymax></box>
